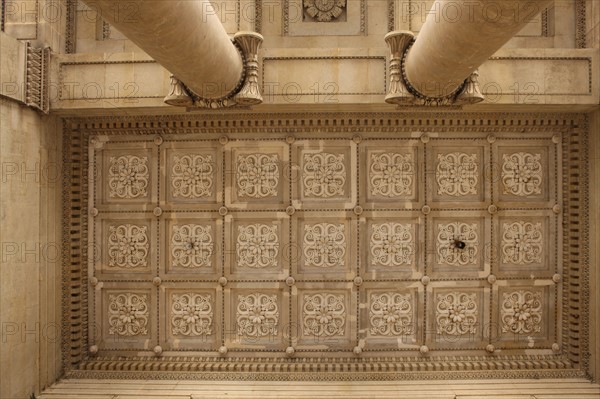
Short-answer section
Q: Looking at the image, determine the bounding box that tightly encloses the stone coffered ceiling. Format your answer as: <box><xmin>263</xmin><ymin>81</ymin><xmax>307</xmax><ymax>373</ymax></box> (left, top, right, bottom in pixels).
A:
<box><xmin>57</xmin><ymin>112</ymin><xmax>592</xmax><ymax>381</ymax></box>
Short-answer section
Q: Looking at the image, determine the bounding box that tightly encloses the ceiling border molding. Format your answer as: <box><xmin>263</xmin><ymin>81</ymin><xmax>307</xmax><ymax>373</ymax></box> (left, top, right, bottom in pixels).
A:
<box><xmin>61</xmin><ymin>111</ymin><xmax>589</xmax><ymax>380</ymax></box>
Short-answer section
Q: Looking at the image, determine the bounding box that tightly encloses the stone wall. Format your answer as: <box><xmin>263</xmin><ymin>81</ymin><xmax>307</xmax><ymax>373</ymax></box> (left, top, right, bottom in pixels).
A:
<box><xmin>0</xmin><ymin>98</ymin><xmax>62</xmax><ymax>398</ymax></box>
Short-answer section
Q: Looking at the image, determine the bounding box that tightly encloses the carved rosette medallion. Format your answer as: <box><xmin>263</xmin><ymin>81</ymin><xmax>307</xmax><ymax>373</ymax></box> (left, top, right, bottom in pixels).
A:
<box><xmin>108</xmin><ymin>155</ymin><xmax>149</xmax><ymax>199</ymax></box>
<box><xmin>436</xmin><ymin>292</ymin><xmax>478</xmax><ymax>336</ymax></box>
<box><xmin>171</xmin><ymin>155</ymin><xmax>214</xmax><ymax>198</ymax></box>
<box><xmin>370</xmin><ymin>223</ymin><xmax>413</xmax><ymax>266</ymax></box>
<box><xmin>108</xmin><ymin>293</ymin><xmax>149</xmax><ymax>336</ymax></box>
<box><xmin>303</xmin><ymin>223</ymin><xmax>346</xmax><ymax>267</ymax></box>
<box><xmin>303</xmin><ymin>293</ymin><xmax>346</xmax><ymax>336</ymax></box>
<box><xmin>236</xmin><ymin>154</ymin><xmax>279</xmax><ymax>198</ymax></box>
<box><xmin>171</xmin><ymin>293</ymin><xmax>213</xmax><ymax>336</ymax></box>
<box><xmin>369</xmin><ymin>293</ymin><xmax>413</xmax><ymax>336</ymax></box>
<box><xmin>171</xmin><ymin>225</ymin><xmax>213</xmax><ymax>268</ymax></box>
<box><xmin>236</xmin><ymin>224</ymin><xmax>279</xmax><ymax>268</ymax></box>
<box><xmin>501</xmin><ymin>290</ymin><xmax>542</xmax><ymax>334</ymax></box>
<box><xmin>436</xmin><ymin>222</ymin><xmax>478</xmax><ymax>266</ymax></box>
<box><xmin>501</xmin><ymin>152</ymin><xmax>543</xmax><ymax>196</ymax></box>
<box><xmin>107</xmin><ymin>224</ymin><xmax>149</xmax><ymax>268</ymax></box>
<box><xmin>370</xmin><ymin>153</ymin><xmax>414</xmax><ymax>197</ymax></box>
<box><xmin>236</xmin><ymin>293</ymin><xmax>279</xmax><ymax>337</ymax></box>
<box><xmin>303</xmin><ymin>153</ymin><xmax>346</xmax><ymax>197</ymax></box>
<box><xmin>303</xmin><ymin>0</ymin><xmax>346</xmax><ymax>21</ymax></box>
<box><xmin>502</xmin><ymin>222</ymin><xmax>543</xmax><ymax>264</ymax></box>
<box><xmin>436</xmin><ymin>153</ymin><xmax>478</xmax><ymax>196</ymax></box>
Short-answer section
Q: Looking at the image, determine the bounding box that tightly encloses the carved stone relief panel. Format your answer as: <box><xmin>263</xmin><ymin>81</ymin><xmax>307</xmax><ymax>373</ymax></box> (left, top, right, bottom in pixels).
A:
<box><xmin>492</xmin><ymin>281</ymin><xmax>555</xmax><ymax>350</ymax></box>
<box><xmin>426</xmin><ymin>282</ymin><xmax>490</xmax><ymax>350</ymax></box>
<box><xmin>359</xmin><ymin>281</ymin><xmax>422</xmax><ymax>350</ymax></box>
<box><xmin>291</xmin><ymin>282</ymin><xmax>355</xmax><ymax>351</ymax></box>
<box><xmin>360</xmin><ymin>211</ymin><xmax>423</xmax><ymax>280</ymax></box>
<box><xmin>495</xmin><ymin>210</ymin><xmax>556</xmax><ymax>279</ymax></box>
<box><xmin>427</xmin><ymin>212</ymin><xmax>490</xmax><ymax>279</ymax></box>
<box><xmin>225</xmin><ymin>142</ymin><xmax>289</xmax><ymax>209</ymax></box>
<box><xmin>224</xmin><ymin>282</ymin><xmax>289</xmax><ymax>350</ymax></box>
<box><xmin>292</xmin><ymin>211</ymin><xmax>356</xmax><ymax>280</ymax></box>
<box><xmin>286</xmin><ymin>0</ymin><xmax>365</xmax><ymax>36</ymax></box>
<box><xmin>360</xmin><ymin>140</ymin><xmax>422</xmax><ymax>209</ymax></box>
<box><xmin>160</xmin><ymin>142</ymin><xmax>223</xmax><ymax>211</ymax></box>
<box><xmin>225</xmin><ymin>212</ymin><xmax>289</xmax><ymax>280</ymax></box>
<box><xmin>93</xmin><ymin>141</ymin><xmax>159</xmax><ymax>211</ymax></box>
<box><xmin>94</xmin><ymin>213</ymin><xmax>157</xmax><ymax>280</ymax></box>
<box><xmin>160</xmin><ymin>212</ymin><xmax>222</xmax><ymax>280</ymax></box>
<box><xmin>160</xmin><ymin>283</ymin><xmax>221</xmax><ymax>351</ymax></box>
<box><xmin>292</xmin><ymin>141</ymin><xmax>356</xmax><ymax>209</ymax></box>
<box><xmin>427</xmin><ymin>142</ymin><xmax>489</xmax><ymax>208</ymax></box>
<box><xmin>493</xmin><ymin>140</ymin><xmax>556</xmax><ymax>208</ymax></box>
<box><xmin>92</xmin><ymin>282</ymin><xmax>156</xmax><ymax>351</ymax></box>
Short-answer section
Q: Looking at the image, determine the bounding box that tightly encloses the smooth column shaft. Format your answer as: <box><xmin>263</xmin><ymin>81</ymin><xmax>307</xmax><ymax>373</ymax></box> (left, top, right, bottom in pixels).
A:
<box><xmin>82</xmin><ymin>0</ymin><xmax>244</xmax><ymax>99</ymax></box>
<box><xmin>404</xmin><ymin>0</ymin><xmax>553</xmax><ymax>98</ymax></box>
